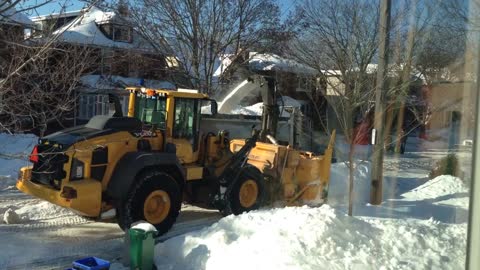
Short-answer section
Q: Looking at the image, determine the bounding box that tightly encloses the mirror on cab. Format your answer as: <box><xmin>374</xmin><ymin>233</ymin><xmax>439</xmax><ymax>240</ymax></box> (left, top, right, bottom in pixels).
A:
<box><xmin>210</xmin><ymin>100</ymin><xmax>218</xmax><ymax>115</ymax></box>
<box><xmin>200</xmin><ymin>99</ymin><xmax>218</xmax><ymax>116</ymax></box>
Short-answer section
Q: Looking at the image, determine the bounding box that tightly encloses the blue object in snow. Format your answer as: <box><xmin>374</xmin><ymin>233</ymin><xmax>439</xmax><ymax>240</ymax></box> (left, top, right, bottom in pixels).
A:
<box><xmin>72</xmin><ymin>257</ymin><xmax>110</xmax><ymax>270</ymax></box>
<box><xmin>139</xmin><ymin>78</ymin><xmax>145</xmax><ymax>86</ymax></box>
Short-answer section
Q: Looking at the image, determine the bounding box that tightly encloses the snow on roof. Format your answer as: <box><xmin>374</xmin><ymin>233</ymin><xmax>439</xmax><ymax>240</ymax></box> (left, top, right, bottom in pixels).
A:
<box><xmin>0</xmin><ymin>6</ymin><xmax>33</xmax><ymax>26</ymax></box>
<box><xmin>321</xmin><ymin>69</ymin><xmax>343</xmax><ymax>76</ymax></box>
<box><xmin>49</xmin><ymin>7</ymin><xmax>154</xmax><ymax>51</ymax></box>
<box><xmin>213</xmin><ymin>53</ymin><xmax>319</xmax><ymax>77</ymax></box>
<box><xmin>248</xmin><ymin>53</ymin><xmax>318</xmax><ymax>76</ymax></box>
<box><xmin>30</xmin><ymin>10</ymin><xmax>82</xmax><ymax>22</ymax></box>
<box><xmin>79</xmin><ymin>75</ymin><xmax>176</xmax><ymax>92</ymax></box>
<box><xmin>322</xmin><ymin>64</ymin><xmax>425</xmax><ymax>84</ymax></box>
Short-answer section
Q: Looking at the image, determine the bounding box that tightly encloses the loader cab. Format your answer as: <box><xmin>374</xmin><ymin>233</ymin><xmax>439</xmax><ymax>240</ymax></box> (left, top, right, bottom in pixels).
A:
<box><xmin>173</xmin><ymin>97</ymin><xmax>200</xmax><ymax>151</ymax></box>
<box><xmin>126</xmin><ymin>87</ymin><xmax>216</xmax><ymax>164</ymax></box>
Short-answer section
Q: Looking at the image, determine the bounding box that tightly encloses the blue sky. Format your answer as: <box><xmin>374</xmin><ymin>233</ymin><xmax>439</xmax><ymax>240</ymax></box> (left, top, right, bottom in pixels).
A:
<box><xmin>23</xmin><ymin>0</ymin><xmax>86</xmax><ymax>16</ymax></box>
<box><xmin>23</xmin><ymin>0</ymin><xmax>296</xmax><ymax>17</ymax></box>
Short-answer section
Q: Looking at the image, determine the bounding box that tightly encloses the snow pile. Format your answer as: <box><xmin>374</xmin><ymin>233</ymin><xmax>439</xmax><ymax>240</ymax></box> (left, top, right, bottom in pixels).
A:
<box><xmin>1</xmin><ymin>200</ymin><xmax>74</xmax><ymax>224</ymax></box>
<box><xmin>3</xmin><ymin>209</ymin><xmax>22</xmax><ymax>224</ymax></box>
<box><xmin>154</xmin><ymin>157</ymin><xmax>469</xmax><ymax>270</ymax></box>
<box><xmin>402</xmin><ymin>175</ymin><xmax>469</xmax><ymax>209</ymax></box>
<box><xmin>229</xmin><ymin>102</ymin><xmax>263</xmax><ymax>116</ymax></box>
<box><xmin>14</xmin><ymin>201</ymin><xmax>73</xmax><ymax>221</ymax></box>
<box><xmin>402</xmin><ymin>175</ymin><xmax>467</xmax><ymax>200</ymax></box>
<box><xmin>154</xmin><ymin>205</ymin><xmax>467</xmax><ymax>270</ymax></box>
<box><xmin>0</xmin><ymin>133</ymin><xmax>37</xmax><ymax>189</ymax></box>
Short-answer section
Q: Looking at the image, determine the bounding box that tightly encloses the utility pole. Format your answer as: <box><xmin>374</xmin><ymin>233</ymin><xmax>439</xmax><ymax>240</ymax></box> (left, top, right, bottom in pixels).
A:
<box><xmin>370</xmin><ymin>0</ymin><xmax>391</xmax><ymax>205</ymax></box>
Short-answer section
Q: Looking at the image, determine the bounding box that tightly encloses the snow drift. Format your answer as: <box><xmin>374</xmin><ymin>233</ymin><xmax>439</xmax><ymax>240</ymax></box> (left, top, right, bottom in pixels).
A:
<box><xmin>154</xmin><ymin>204</ymin><xmax>466</xmax><ymax>270</ymax></box>
<box><xmin>154</xmin><ymin>162</ymin><xmax>469</xmax><ymax>270</ymax></box>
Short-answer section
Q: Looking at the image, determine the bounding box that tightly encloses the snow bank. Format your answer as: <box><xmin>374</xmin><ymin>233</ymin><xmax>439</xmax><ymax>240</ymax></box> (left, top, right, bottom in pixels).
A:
<box><xmin>229</xmin><ymin>102</ymin><xmax>263</xmax><ymax>116</ymax></box>
<box><xmin>402</xmin><ymin>175</ymin><xmax>469</xmax><ymax>209</ymax></box>
<box><xmin>3</xmin><ymin>208</ymin><xmax>22</xmax><ymax>224</ymax></box>
<box><xmin>0</xmin><ymin>133</ymin><xmax>37</xmax><ymax>189</ymax></box>
<box><xmin>14</xmin><ymin>201</ymin><xmax>73</xmax><ymax>221</ymax></box>
<box><xmin>1</xmin><ymin>200</ymin><xmax>74</xmax><ymax>224</ymax></box>
<box><xmin>154</xmin><ymin>205</ymin><xmax>467</xmax><ymax>270</ymax></box>
<box><xmin>153</xmin><ymin>156</ymin><xmax>469</xmax><ymax>270</ymax></box>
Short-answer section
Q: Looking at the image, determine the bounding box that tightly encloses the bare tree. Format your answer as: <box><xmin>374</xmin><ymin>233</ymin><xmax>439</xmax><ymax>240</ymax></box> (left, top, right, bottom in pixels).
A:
<box><xmin>0</xmin><ymin>43</ymin><xmax>95</xmax><ymax>135</ymax></box>
<box><xmin>287</xmin><ymin>0</ymin><xmax>381</xmax><ymax>216</ymax></box>
<box><xmin>0</xmin><ymin>3</ymin><xmax>97</xmax><ymax>135</ymax></box>
<box><xmin>126</xmin><ymin>0</ymin><xmax>280</xmax><ymax>94</ymax></box>
<box><xmin>286</xmin><ymin>0</ymin><xmax>470</xmax><ymax>215</ymax></box>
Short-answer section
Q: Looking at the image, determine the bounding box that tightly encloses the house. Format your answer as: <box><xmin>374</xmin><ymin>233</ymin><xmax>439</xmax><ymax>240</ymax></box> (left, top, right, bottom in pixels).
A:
<box><xmin>426</xmin><ymin>81</ymin><xmax>475</xmax><ymax>144</ymax></box>
<box><xmin>1</xmin><ymin>6</ymin><xmax>34</xmax><ymax>74</ymax></box>
<box><xmin>0</xmin><ymin>6</ymin><xmax>34</xmax><ymax>119</ymax></box>
<box><xmin>30</xmin><ymin>6</ymin><xmax>191</xmax><ymax>124</ymax></box>
<box><xmin>0</xmin><ymin>5</ymin><xmax>33</xmax><ymax>36</ymax></box>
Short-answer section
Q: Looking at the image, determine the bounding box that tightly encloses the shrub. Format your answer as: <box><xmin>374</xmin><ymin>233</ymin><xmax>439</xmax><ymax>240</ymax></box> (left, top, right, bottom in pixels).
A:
<box><xmin>429</xmin><ymin>153</ymin><xmax>462</xmax><ymax>179</ymax></box>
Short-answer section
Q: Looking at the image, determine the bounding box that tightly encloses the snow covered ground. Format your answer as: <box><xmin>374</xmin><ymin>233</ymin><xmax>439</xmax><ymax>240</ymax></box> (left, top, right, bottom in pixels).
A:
<box><xmin>0</xmin><ymin>131</ymin><xmax>472</xmax><ymax>269</ymax></box>
<box><xmin>154</xmin><ymin>162</ymin><xmax>469</xmax><ymax>270</ymax></box>
<box><xmin>152</xmin><ymin>132</ymin><xmax>471</xmax><ymax>270</ymax></box>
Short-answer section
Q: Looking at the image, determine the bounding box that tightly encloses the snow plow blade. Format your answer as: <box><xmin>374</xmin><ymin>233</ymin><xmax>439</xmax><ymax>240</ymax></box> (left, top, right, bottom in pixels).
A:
<box><xmin>230</xmin><ymin>130</ymin><xmax>336</xmax><ymax>205</ymax></box>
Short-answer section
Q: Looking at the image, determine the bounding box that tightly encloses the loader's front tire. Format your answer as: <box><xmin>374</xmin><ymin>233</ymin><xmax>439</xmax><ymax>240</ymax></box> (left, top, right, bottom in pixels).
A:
<box><xmin>225</xmin><ymin>166</ymin><xmax>265</xmax><ymax>216</ymax></box>
<box><xmin>117</xmin><ymin>171</ymin><xmax>181</xmax><ymax>235</ymax></box>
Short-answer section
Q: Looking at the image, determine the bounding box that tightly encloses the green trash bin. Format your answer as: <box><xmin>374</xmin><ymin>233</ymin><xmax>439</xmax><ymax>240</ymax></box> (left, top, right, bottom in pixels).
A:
<box><xmin>129</xmin><ymin>227</ymin><xmax>157</xmax><ymax>270</ymax></box>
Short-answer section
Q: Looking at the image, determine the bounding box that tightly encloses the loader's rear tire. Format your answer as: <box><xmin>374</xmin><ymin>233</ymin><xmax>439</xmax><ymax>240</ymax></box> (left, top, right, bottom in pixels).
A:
<box><xmin>117</xmin><ymin>171</ymin><xmax>181</xmax><ymax>235</ymax></box>
<box><xmin>226</xmin><ymin>166</ymin><xmax>265</xmax><ymax>216</ymax></box>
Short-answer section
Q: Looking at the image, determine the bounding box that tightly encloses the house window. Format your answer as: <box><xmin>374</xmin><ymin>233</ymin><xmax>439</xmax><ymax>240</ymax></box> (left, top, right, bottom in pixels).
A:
<box><xmin>98</xmin><ymin>23</ymin><xmax>133</xmax><ymax>43</ymax></box>
<box><xmin>113</xmin><ymin>25</ymin><xmax>132</xmax><ymax>42</ymax></box>
<box><xmin>78</xmin><ymin>94</ymin><xmax>109</xmax><ymax>120</ymax></box>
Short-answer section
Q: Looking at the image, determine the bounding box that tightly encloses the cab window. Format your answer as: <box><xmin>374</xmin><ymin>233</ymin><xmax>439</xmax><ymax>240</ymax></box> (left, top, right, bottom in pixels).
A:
<box><xmin>134</xmin><ymin>93</ymin><xmax>166</xmax><ymax>128</ymax></box>
<box><xmin>173</xmin><ymin>98</ymin><xmax>198</xmax><ymax>139</ymax></box>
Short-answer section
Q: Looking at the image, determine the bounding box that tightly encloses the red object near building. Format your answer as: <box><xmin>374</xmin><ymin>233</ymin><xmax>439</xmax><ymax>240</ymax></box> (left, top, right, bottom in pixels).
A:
<box><xmin>352</xmin><ymin>121</ymin><xmax>371</xmax><ymax>145</ymax></box>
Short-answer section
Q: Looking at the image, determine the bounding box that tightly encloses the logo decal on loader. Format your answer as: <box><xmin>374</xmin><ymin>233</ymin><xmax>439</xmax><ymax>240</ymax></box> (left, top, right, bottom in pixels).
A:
<box><xmin>133</xmin><ymin>130</ymin><xmax>157</xmax><ymax>137</ymax></box>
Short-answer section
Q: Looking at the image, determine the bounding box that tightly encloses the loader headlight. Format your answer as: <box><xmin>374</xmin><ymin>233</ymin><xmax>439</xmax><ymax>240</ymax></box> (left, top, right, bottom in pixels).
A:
<box><xmin>70</xmin><ymin>158</ymin><xmax>84</xmax><ymax>180</ymax></box>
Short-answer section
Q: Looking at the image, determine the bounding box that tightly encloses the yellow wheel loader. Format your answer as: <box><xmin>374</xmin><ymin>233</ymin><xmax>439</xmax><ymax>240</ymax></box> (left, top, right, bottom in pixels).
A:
<box><xmin>17</xmin><ymin>84</ymin><xmax>335</xmax><ymax>235</ymax></box>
